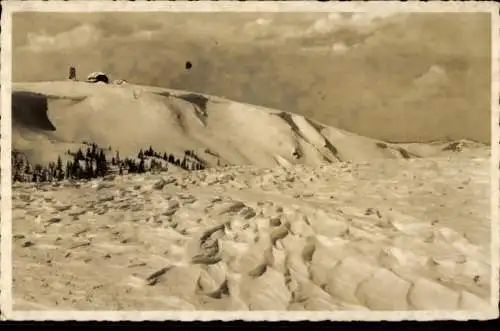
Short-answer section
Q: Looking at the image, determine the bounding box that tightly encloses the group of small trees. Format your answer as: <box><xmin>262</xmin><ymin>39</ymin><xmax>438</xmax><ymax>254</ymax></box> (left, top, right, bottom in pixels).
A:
<box><xmin>64</xmin><ymin>143</ymin><xmax>110</xmax><ymax>180</ymax></box>
<box><xmin>134</xmin><ymin>146</ymin><xmax>207</xmax><ymax>173</ymax></box>
<box><xmin>11</xmin><ymin>151</ymin><xmax>65</xmax><ymax>183</ymax></box>
<box><xmin>12</xmin><ymin>142</ymin><xmax>209</xmax><ymax>183</ymax></box>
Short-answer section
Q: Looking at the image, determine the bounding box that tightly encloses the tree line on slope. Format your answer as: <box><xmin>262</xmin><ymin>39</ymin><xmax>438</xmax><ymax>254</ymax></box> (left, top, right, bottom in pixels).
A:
<box><xmin>12</xmin><ymin>142</ymin><xmax>208</xmax><ymax>183</ymax></box>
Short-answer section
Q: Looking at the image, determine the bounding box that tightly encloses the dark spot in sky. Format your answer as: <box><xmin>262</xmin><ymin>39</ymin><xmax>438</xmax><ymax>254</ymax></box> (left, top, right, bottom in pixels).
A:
<box><xmin>185</xmin><ymin>61</ymin><xmax>192</xmax><ymax>70</ymax></box>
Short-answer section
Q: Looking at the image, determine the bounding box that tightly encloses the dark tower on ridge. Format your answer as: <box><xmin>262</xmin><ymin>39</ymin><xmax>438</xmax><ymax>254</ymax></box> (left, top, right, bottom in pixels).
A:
<box><xmin>69</xmin><ymin>66</ymin><xmax>76</xmax><ymax>81</ymax></box>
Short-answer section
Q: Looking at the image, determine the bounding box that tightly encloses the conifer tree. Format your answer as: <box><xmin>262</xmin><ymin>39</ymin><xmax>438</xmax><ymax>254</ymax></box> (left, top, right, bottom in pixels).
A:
<box><xmin>138</xmin><ymin>158</ymin><xmax>145</xmax><ymax>173</ymax></box>
<box><xmin>75</xmin><ymin>163</ymin><xmax>82</xmax><ymax>179</ymax></box>
<box><xmin>57</xmin><ymin>156</ymin><xmax>63</xmax><ymax>172</ymax></box>
<box><xmin>25</xmin><ymin>161</ymin><xmax>33</xmax><ymax>176</ymax></box>
<box><xmin>85</xmin><ymin>160</ymin><xmax>92</xmax><ymax>179</ymax></box>
<box><xmin>76</xmin><ymin>149</ymin><xmax>84</xmax><ymax>161</ymax></box>
<box><xmin>65</xmin><ymin>161</ymin><xmax>72</xmax><ymax>179</ymax></box>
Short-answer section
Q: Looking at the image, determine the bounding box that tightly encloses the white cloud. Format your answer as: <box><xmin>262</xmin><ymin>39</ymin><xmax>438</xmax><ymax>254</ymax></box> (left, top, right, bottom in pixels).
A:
<box><xmin>241</xmin><ymin>17</ymin><xmax>307</xmax><ymax>42</ymax></box>
<box><xmin>396</xmin><ymin>65</ymin><xmax>449</xmax><ymax>105</ymax></box>
<box><xmin>129</xmin><ymin>29</ymin><xmax>159</xmax><ymax>40</ymax></box>
<box><xmin>244</xmin><ymin>17</ymin><xmax>273</xmax><ymax>30</ymax></box>
<box><xmin>331</xmin><ymin>42</ymin><xmax>350</xmax><ymax>54</ymax></box>
<box><xmin>242</xmin><ymin>17</ymin><xmax>274</xmax><ymax>39</ymax></box>
<box><xmin>350</xmin><ymin>11</ymin><xmax>397</xmax><ymax>26</ymax></box>
<box><xmin>309</xmin><ymin>16</ymin><xmax>336</xmax><ymax>34</ymax></box>
<box><xmin>24</xmin><ymin>25</ymin><xmax>101</xmax><ymax>52</ymax></box>
<box><xmin>305</xmin><ymin>12</ymin><xmax>400</xmax><ymax>36</ymax></box>
<box><xmin>414</xmin><ymin>65</ymin><xmax>448</xmax><ymax>88</ymax></box>
<box><xmin>255</xmin><ymin>18</ymin><xmax>272</xmax><ymax>26</ymax></box>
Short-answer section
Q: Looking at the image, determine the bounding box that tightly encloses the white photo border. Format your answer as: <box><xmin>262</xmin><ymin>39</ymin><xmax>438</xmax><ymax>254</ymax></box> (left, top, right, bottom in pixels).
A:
<box><xmin>1</xmin><ymin>0</ymin><xmax>499</xmax><ymax>322</ymax></box>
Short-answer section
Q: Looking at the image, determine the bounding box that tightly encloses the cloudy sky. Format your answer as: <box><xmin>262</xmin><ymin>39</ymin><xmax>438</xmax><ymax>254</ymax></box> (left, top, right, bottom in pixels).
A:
<box><xmin>12</xmin><ymin>12</ymin><xmax>491</xmax><ymax>143</ymax></box>
<box><xmin>14</xmin><ymin>11</ymin><xmax>487</xmax><ymax>56</ymax></box>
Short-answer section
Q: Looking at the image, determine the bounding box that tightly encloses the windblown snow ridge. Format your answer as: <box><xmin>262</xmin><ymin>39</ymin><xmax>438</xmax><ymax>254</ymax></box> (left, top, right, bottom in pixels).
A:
<box><xmin>11</xmin><ymin>81</ymin><xmax>449</xmax><ymax>167</ymax></box>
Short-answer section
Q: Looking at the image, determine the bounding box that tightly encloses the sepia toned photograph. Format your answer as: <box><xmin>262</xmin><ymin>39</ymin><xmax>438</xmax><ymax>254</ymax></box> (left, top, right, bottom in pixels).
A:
<box><xmin>1</xmin><ymin>0</ymin><xmax>499</xmax><ymax>321</ymax></box>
